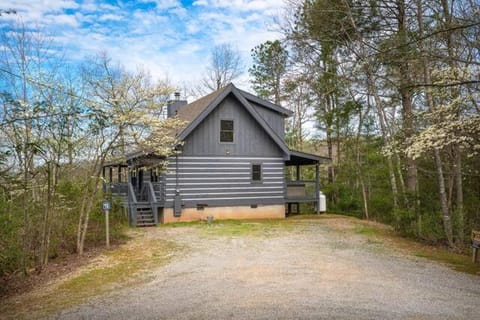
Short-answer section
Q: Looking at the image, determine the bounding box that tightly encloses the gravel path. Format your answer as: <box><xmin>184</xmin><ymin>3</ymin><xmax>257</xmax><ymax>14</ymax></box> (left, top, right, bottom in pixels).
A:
<box><xmin>53</xmin><ymin>219</ymin><xmax>480</xmax><ymax>320</ymax></box>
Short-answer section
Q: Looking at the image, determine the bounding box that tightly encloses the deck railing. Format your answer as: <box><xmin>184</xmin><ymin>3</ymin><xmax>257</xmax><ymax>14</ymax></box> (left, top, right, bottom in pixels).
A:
<box><xmin>286</xmin><ymin>180</ymin><xmax>318</xmax><ymax>201</ymax></box>
<box><xmin>104</xmin><ymin>182</ymin><xmax>128</xmax><ymax>198</ymax></box>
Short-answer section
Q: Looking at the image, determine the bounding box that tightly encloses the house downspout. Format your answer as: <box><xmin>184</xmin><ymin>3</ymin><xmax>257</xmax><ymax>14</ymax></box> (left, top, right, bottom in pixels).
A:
<box><xmin>174</xmin><ymin>145</ymin><xmax>182</xmax><ymax>217</ymax></box>
<box><xmin>315</xmin><ymin>164</ymin><xmax>320</xmax><ymax>214</ymax></box>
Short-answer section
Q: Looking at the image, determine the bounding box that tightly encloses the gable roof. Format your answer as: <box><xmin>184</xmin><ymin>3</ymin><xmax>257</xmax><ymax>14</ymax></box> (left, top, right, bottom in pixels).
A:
<box><xmin>176</xmin><ymin>83</ymin><xmax>291</xmax><ymax>158</ymax></box>
<box><xmin>236</xmin><ymin>88</ymin><xmax>293</xmax><ymax>117</ymax></box>
<box><xmin>176</xmin><ymin>84</ymin><xmax>293</xmax><ymax>125</ymax></box>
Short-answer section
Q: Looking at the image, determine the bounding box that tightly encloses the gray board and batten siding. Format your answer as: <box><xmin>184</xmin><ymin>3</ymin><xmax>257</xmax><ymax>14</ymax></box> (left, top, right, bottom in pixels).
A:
<box><xmin>166</xmin><ymin>92</ymin><xmax>288</xmax><ymax>209</ymax></box>
<box><xmin>180</xmin><ymin>95</ymin><xmax>284</xmax><ymax>157</ymax></box>
<box><xmin>164</xmin><ymin>156</ymin><xmax>285</xmax><ymax>208</ymax></box>
<box><xmin>250</xmin><ymin>101</ymin><xmax>285</xmax><ymax>139</ymax></box>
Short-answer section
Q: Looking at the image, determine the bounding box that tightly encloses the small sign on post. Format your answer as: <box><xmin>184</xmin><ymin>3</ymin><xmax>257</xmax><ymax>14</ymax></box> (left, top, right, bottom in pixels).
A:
<box><xmin>103</xmin><ymin>201</ymin><xmax>111</xmax><ymax>249</ymax></box>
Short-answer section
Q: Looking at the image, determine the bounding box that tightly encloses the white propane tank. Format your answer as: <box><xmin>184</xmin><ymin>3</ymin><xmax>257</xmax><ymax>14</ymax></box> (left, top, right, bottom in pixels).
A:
<box><xmin>319</xmin><ymin>191</ymin><xmax>327</xmax><ymax>212</ymax></box>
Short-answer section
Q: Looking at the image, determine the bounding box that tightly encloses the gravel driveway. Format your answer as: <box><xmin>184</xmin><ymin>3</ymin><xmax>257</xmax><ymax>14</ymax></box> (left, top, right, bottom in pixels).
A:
<box><xmin>53</xmin><ymin>217</ymin><xmax>480</xmax><ymax>320</ymax></box>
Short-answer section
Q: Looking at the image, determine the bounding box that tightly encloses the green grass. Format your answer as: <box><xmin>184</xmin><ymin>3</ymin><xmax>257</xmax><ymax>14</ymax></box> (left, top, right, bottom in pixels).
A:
<box><xmin>354</xmin><ymin>225</ymin><xmax>380</xmax><ymax>236</ymax></box>
<box><xmin>414</xmin><ymin>249</ymin><xmax>480</xmax><ymax>275</ymax></box>
<box><xmin>1</xmin><ymin>238</ymin><xmax>181</xmax><ymax>320</ymax></box>
<box><xmin>160</xmin><ymin>218</ymin><xmax>299</xmax><ymax>237</ymax></box>
<box><xmin>349</xmin><ymin>220</ymin><xmax>480</xmax><ymax>275</ymax></box>
<box><xmin>198</xmin><ymin>219</ymin><xmax>297</xmax><ymax>237</ymax></box>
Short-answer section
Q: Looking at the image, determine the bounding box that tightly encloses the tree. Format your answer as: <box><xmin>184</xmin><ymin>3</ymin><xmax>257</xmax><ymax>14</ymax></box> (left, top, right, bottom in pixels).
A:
<box><xmin>199</xmin><ymin>43</ymin><xmax>242</xmax><ymax>93</ymax></box>
<box><xmin>0</xmin><ymin>21</ymin><xmax>63</xmax><ymax>273</ymax></box>
<box><xmin>76</xmin><ymin>53</ymin><xmax>184</xmax><ymax>255</ymax></box>
<box><xmin>279</xmin><ymin>0</ymin><xmax>480</xmax><ymax>246</ymax></box>
<box><xmin>249</xmin><ymin>40</ymin><xmax>288</xmax><ymax>104</ymax></box>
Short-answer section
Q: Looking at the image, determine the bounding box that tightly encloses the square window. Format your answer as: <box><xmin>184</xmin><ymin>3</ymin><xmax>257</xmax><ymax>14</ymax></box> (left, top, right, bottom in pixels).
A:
<box><xmin>252</xmin><ymin>164</ymin><xmax>262</xmax><ymax>181</ymax></box>
<box><xmin>220</xmin><ymin>120</ymin><xmax>234</xmax><ymax>142</ymax></box>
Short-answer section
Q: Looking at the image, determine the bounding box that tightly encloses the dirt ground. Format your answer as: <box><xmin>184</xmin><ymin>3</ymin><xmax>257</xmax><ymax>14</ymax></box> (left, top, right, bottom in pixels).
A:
<box><xmin>39</xmin><ymin>219</ymin><xmax>480</xmax><ymax>319</ymax></box>
<box><xmin>4</xmin><ymin>215</ymin><xmax>480</xmax><ymax>319</ymax></box>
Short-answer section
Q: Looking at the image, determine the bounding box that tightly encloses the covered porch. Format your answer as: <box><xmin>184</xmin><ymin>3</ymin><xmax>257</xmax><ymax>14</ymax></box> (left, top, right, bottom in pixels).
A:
<box><xmin>285</xmin><ymin>150</ymin><xmax>330</xmax><ymax>214</ymax></box>
<box><xmin>102</xmin><ymin>152</ymin><xmax>167</xmax><ymax>227</ymax></box>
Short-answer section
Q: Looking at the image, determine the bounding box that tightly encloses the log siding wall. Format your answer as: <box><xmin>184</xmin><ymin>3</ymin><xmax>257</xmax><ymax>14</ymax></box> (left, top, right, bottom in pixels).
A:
<box><xmin>164</xmin><ymin>156</ymin><xmax>285</xmax><ymax>208</ymax></box>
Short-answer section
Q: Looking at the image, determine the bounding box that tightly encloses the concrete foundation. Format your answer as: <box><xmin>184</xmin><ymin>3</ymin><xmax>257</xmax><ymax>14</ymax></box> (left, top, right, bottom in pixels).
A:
<box><xmin>162</xmin><ymin>204</ymin><xmax>285</xmax><ymax>224</ymax></box>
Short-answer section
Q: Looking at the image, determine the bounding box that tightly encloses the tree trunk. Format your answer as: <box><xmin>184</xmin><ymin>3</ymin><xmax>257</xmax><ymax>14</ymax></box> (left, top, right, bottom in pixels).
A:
<box><xmin>440</xmin><ymin>0</ymin><xmax>465</xmax><ymax>246</ymax></box>
<box><xmin>365</xmin><ymin>69</ymin><xmax>399</xmax><ymax>210</ymax></box>
<box><xmin>397</xmin><ymin>0</ymin><xmax>418</xmax><ymax>197</ymax></box>
<box><xmin>453</xmin><ymin>145</ymin><xmax>464</xmax><ymax>244</ymax></box>
<box><xmin>39</xmin><ymin>163</ymin><xmax>52</xmax><ymax>270</ymax></box>
<box><xmin>416</xmin><ymin>0</ymin><xmax>454</xmax><ymax>247</ymax></box>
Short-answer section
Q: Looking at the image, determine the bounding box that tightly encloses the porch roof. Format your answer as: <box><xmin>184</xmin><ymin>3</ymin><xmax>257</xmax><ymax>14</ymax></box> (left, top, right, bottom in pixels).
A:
<box><xmin>103</xmin><ymin>151</ymin><xmax>167</xmax><ymax>168</ymax></box>
<box><xmin>285</xmin><ymin>150</ymin><xmax>331</xmax><ymax>166</ymax></box>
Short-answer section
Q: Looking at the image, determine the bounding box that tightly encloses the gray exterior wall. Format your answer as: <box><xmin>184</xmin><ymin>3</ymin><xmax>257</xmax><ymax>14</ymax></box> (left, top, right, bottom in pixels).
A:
<box><xmin>249</xmin><ymin>101</ymin><xmax>285</xmax><ymax>139</ymax></box>
<box><xmin>164</xmin><ymin>156</ymin><xmax>285</xmax><ymax>208</ymax></box>
<box><xmin>181</xmin><ymin>95</ymin><xmax>283</xmax><ymax>157</ymax></box>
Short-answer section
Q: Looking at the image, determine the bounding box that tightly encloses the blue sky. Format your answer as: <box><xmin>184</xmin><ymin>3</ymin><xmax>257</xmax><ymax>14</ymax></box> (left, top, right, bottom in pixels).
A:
<box><xmin>1</xmin><ymin>0</ymin><xmax>286</xmax><ymax>91</ymax></box>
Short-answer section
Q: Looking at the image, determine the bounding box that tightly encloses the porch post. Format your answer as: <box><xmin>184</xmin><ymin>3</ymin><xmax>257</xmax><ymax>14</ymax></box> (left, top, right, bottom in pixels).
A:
<box><xmin>296</xmin><ymin>165</ymin><xmax>300</xmax><ymax>181</ymax></box>
<box><xmin>315</xmin><ymin>163</ymin><xmax>320</xmax><ymax>214</ymax></box>
<box><xmin>109</xmin><ymin>167</ymin><xmax>113</xmax><ymax>183</ymax></box>
<box><xmin>102</xmin><ymin>166</ymin><xmax>106</xmax><ymax>192</ymax></box>
<box><xmin>118</xmin><ymin>165</ymin><xmax>122</xmax><ymax>182</ymax></box>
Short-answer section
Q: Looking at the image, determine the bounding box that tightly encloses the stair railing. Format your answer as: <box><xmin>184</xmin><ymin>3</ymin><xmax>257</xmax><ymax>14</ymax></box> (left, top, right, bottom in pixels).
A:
<box><xmin>127</xmin><ymin>182</ymin><xmax>138</xmax><ymax>227</ymax></box>
<box><xmin>145</xmin><ymin>181</ymin><xmax>159</xmax><ymax>224</ymax></box>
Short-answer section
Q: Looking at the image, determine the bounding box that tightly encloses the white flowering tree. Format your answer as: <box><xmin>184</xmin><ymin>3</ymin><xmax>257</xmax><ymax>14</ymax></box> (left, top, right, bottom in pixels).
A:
<box><xmin>76</xmin><ymin>53</ymin><xmax>185</xmax><ymax>255</ymax></box>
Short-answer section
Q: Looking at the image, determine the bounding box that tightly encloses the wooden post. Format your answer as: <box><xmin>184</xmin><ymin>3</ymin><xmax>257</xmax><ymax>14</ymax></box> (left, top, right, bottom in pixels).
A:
<box><xmin>118</xmin><ymin>165</ymin><xmax>122</xmax><ymax>183</ymax></box>
<box><xmin>105</xmin><ymin>209</ymin><xmax>110</xmax><ymax>249</ymax></box>
<box><xmin>296</xmin><ymin>165</ymin><xmax>300</xmax><ymax>181</ymax></box>
<box><xmin>102</xmin><ymin>166</ymin><xmax>106</xmax><ymax>192</ymax></box>
<box><xmin>315</xmin><ymin>164</ymin><xmax>320</xmax><ymax>214</ymax></box>
<box><xmin>472</xmin><ymin>247</ymin><xmax>478</xmax><ymax>263</ymax></box>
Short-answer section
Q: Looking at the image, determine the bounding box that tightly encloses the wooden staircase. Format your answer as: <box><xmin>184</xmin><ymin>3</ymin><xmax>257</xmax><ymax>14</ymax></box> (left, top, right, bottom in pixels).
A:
<box><xmin>135</xmin><ymin>204</ymin><xmax>156</xmax><ymax>227</ymax></box>
<box><xmin>105</xmin><ymin>181</ymin><xmax>164</xmax><ymax>227</ymax></box>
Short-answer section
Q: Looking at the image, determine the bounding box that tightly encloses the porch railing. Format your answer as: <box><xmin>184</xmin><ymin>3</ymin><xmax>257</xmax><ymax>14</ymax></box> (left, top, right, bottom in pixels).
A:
<box><xmin>106</xmin><ymin>180</ymin><xmax>165</xmax><ymax>226</ymax></box>
<box><xmin>286</xmin><ymin>180</ymin><xmax>318</xmax><ymax>201</ymax></box>
<box><xmin>104</xmin><ymin>182</ymin><xmax>128</xmax><ymax>198</ymax></box>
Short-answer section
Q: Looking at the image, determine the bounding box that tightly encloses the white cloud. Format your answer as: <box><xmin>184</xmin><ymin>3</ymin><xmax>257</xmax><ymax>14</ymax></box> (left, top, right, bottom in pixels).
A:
<box><xmin>192</xmin><ymin>0</ymin><xmax>208</xmax><ymax>6</ymax></box>
<box><xmin>191</xmin><ymin>0</ymin><xmax>283</xmax><ymax>12</ymax></box>
<box><xmin>98</xmin><ymin>13</ymin><xmax>124</xmax><ymax>22</ymax></box>
<box><xmin>152</xmin><ymin>0</ymin><xmax>182</xmax><ymax>10</ymax></box>
<box><xmin>0</xmin><ymin>0</ymin><xmax>285</xmax><ymax>92</ymax></box>
<box><xmin>44</xmin><ymin>13</ymin><xmax>79</xmax><ymax>27</ymax></box>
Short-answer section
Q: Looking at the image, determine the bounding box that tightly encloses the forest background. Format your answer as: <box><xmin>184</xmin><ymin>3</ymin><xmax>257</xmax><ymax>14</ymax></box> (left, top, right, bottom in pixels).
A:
<box><xmin>0</xmin><ymin>0</ymin><xmax>479</xmax><ymax>281</ymax></box>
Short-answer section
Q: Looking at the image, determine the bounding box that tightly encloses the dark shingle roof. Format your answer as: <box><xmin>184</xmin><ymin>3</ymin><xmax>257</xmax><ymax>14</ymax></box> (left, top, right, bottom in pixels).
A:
<box><xmin>175</xmin><ymin>84</ymin><xmax>293</xmax><ymax>132</ymax></box>
<box><xmin>176</xmin><ymin>86</ymin><xmax>229</xmax><ymax>124</ymax></box>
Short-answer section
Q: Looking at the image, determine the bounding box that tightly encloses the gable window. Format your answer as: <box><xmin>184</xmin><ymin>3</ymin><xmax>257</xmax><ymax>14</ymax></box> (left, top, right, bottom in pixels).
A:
<box><xmin>220</xmin><ymin>120</ymin><xmax>234</xmax><ymax>142</ymax></box>
<box><xmin>252</xmin><ymin>164</ymin><xmax>262</xmax><ymax>182</ymax></box>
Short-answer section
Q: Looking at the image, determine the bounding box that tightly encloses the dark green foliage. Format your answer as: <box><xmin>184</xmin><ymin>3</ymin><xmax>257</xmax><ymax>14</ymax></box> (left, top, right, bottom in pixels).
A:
<box><xmin>249</xmin><ymin>40</ymin><xmax>288</xmax><ymax>104</ymax></box>
<box><xmin>0</xmin><ymin>208</ymin><xmax>23</xmax><ymax>276</ymax></box>
<box><xmin>0</xmin><ymin>177</ymin><xmax>128</xmax><ymax>277</ymax></box>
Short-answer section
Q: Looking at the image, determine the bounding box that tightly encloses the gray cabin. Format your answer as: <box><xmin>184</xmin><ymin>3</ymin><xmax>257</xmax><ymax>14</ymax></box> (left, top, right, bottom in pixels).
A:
<box><xmin>103</xmin><ymin>83</ymin><xmax>329</xmax><ymax>226</ymax></box>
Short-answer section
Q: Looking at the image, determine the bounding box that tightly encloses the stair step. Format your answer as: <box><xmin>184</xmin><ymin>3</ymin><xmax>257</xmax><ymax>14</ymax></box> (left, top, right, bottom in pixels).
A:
<box><xmin>137</xmin><ymin>223</ymin><xmax>156</xmax><ymax>227</ymax></box>
<box><xmin>137</xmin><ymin>215</ymin><xmax>154</xmax><ymax>219</ymax></box>
<box><xmin>137</xmin><ymin>216</ymin><xmax>154</xmax><ymax>220</ymax></box>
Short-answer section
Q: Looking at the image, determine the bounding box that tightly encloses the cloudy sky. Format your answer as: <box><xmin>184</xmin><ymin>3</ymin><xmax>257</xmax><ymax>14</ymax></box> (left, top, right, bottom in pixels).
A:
<box><xmin>1</xmin><ymin>0</ymin><xmax>287</xmax><ymax>91</ymax></box>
